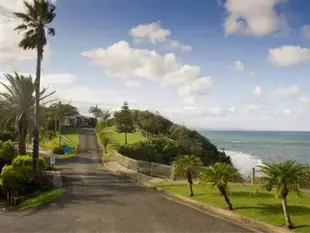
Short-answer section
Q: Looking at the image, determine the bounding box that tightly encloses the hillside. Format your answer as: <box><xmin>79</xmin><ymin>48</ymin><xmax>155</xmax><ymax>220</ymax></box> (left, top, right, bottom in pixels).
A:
<box><xmin>102</xmin><ymin>109</ymin><xmax>231</xmax><ymax>166</ymax></box>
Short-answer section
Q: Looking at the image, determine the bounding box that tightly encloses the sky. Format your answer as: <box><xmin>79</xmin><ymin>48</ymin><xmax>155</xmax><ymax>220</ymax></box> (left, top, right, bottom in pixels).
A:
<box><xmin>1</xmin><ymin>0</ymin><xmax>310</xmax><ymax>131</ymax></box>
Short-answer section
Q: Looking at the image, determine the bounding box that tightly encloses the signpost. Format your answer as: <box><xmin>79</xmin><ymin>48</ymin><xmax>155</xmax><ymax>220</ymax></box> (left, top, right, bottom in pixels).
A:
<box><xmin>50</xmin><ymin>157</ymin><xmax>55</xmax><ymax>165</ymax></box>
<box><xmin>64</xmin><ymin>145</ymin><xmax>73</xmax><ymax>156</ymax></box>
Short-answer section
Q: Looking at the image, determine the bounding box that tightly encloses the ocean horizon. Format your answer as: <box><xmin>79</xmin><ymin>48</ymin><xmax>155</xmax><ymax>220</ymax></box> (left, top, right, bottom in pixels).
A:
<box><xmin>200</xmin><ymin>130</ymin><xmax>310</xmax><ymax>177</ymax></box>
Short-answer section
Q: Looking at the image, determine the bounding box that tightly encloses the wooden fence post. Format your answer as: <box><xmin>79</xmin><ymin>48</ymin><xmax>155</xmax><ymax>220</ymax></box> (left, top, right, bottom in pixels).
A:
<box><xmin>252</xmin><ymin>167</ymin><xmax>255</xmax><ymax>184</ymax></box>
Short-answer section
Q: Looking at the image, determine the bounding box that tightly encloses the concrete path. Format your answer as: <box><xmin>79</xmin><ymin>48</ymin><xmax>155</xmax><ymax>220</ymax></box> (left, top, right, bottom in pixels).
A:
<box><xmin>0</xmin><ymin>128</ymin><xmax>254</xmax><ymax>233</ymax></box>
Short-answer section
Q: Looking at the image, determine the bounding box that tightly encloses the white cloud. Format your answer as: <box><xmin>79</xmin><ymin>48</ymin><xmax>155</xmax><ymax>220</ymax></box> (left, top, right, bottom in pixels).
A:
<box><xmin>125</xmin><ymin>80</ymin><xmax>142</xmax><ymax>87</ymax></box>
<box><xmin>301</xmin><ymin>25</ymin><xmax>310</xmax><ymax>40</ymax></box>
<box><xmin>0</xmin><ymin>0</ymin><xmax>52</xmax><ymax>70</ymax></box>
<box><xmin>299</xmin><ymin>96</ymin><xmax>310</xmax><ymax>106</ymax></box>
<box><xmin>275</xmin><ymin>85</ymin><xmax>300</xmax><ymax>97</ymax></box>
<box><xmin>223</xmin><ymin>0</ymin><xmax>288</xmax><ymax>37</ymax></box>
<box><xmin>129</xmin><ymin>22</ymin><xmax>171</xmax><ymax>43</ymax></box>
<box><xmin>268</xmin><ymin>46</ymin><xmax>310</xmax><ymax>67</ymax></box>
<box><xmin>82</xmin><ymin>41</ymin><xmax>215</xmax><ymax>103</ymax></box>
<box><xmin>163</xmin><ymin>106</ymin><xmax>229</xmax><ymax>117</ymax></box>
<box><xmin>129</xmin><ymin>22</ymin><xmax>192</xmax><ymax>52</ymax></box>
<box><xmin>252</xmin><ymin>85</ymin><xmax>262</xmax><ymax>97</ymax></box>
<box><xmin>233</xmin><ymin>60</ymin><xmax>245</xmax><ymax>72</ymax></box>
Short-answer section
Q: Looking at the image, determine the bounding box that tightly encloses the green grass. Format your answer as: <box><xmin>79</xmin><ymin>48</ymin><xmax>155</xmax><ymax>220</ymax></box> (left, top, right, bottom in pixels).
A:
<box><xmin>98</xmin><ymin>126</ymin><xmax>147</xmax><ymax>158</ymax></box>
<box><xmin>157</xmin><ymin>183</ymin><xmax>310</xmax><ymax>232</ymax></box>
<box><xmin>40</xmin><ymin>128</ymin><xmax>80</xmax><ymax>154</ymax></box>
<box><xmin>18</xmin><ymin>188</ymin><xmax>65</xmax><ymax>210</ymax></box>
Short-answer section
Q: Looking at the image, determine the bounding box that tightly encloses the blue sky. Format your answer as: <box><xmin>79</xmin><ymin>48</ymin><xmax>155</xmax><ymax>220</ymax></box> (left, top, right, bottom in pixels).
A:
<box><xmin>1</xmin><ymin>0</ymin><xmax>310</xmax><ymax>131</ymax></box>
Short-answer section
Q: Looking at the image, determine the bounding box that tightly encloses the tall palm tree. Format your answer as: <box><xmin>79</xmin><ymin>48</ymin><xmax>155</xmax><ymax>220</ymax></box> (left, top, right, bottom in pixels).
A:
<box><xmin>259</xmin><ymin>160</ymin><xmax>305</xmax><ymax>229</ymax></box>
<box><xmin>199</xmin><ymin>162</ymin><xmax>239</xmax><ymax>210</ymax></box>
<box><xmin>0</xmin><ymin>73</ymin><xmax>54</xmax><ymax>154</ymax></box>
<box><xmin>14</xmin><ymin>0</ymin><xmax>56</xmax><ymax>172</ymax></box>
<box><xmin>173</xmin><ymin>155</ymin><xmax>202</xmax><ymax>196</ymax></box>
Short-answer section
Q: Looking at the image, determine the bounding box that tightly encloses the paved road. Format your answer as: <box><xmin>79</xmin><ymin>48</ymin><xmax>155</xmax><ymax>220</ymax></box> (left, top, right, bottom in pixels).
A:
<box><xmin>0</xmin><ymin>129</ymin><xmax>254</xmax><ymax>233</ymax></box>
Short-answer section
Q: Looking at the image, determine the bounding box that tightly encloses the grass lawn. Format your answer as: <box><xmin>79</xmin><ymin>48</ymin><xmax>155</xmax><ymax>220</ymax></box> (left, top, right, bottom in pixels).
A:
<box><xmin>18</xmin><ymin>188</ymin><xmax>65</xmax><ymax>210</ymax></box>
<box><xmin>157</xmin><ymin>183</ymin><xmax>310</xmax><ymax>232</ymax></box>
<box><xmin>40</xmin><ymin>128</ymin><xmax>80</xmax><ymax>152</ymax></box>
<box><xmin>98</xmin><ymin>126</ymin><xmax>147</xmax><ymax>158</ymax></box>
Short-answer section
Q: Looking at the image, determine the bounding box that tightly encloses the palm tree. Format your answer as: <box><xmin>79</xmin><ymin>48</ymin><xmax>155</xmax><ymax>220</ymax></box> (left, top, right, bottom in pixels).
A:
<box><xmin>14</xmin><ymin>0</ymin><xmax>56</xmax><ymax>172</ymax></box>
<box><xmin>100</xmin><ymin>109</ymin><xmax>111</xmax><ymax>127</ymax></box>
<box><xmin>173</xmin><ymin>155</ymin><xmax>202</xmax><ymax>196</ymax></box>
<box><xmin>0</xmin><ymin>73</ymin><xmax>54</xmax><ymax>154</ymax></box>
<box><xmin>50</xmin><ymin>101</ymin><xmax>79</xmax><ymax>146</ymax></box>
<box><xmin>199</xmin><ymin>162</ymin><xmax>239</xmax><ymax>210</ymax></box>
<box><xmin>259</xmin><ymin>160</ymin><xmax>305</xmax><ymax>229</ymax></box>
<box><xmin>89</xmin><ymin>105</ymin><xmax>102</xmax><ymax>120</ymax></box>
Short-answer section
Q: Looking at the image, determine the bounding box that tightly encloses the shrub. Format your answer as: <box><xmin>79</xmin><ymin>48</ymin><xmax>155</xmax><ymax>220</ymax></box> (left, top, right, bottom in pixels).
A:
<box><xmin>1</xmin><ymin>157</ymin><xmax>50</xmax><ymax>196</ymax></box>
<box><xmin>0</xmin><ymin>140</ymin><xmax>18</xmax><ymax>171</ymax></box>
<box><xmin>52</xmin><ymin>146</ymin><xmax>64</xmax><ymax>155</ymax></box>
<box><xmin>300</xmin><ymin>165</ymin><xmax>310</xmax><ymax>188</ymax></box>
<box><xmin>0</xmin><ymin>130</ymin><xmax>15</xmax><ymax>142</ymax></box>
<box><xmin>40</xmin><ymin>130</ymin><xmax>55</xmax><ymax>141</ymax></box>
<box><xmin>118</xmin><ymin>137</ymin><xmax>180</xmax><ymax>164</ymax></box>
<box><xmin>1</xmin><ymin>165</ymin><xmax>36</xmax><ymax>195</ymax></box>
<box><xmin>12</xmin><ymin>155</ymin><xmax>47</xmax><ymax>172</ymax></box>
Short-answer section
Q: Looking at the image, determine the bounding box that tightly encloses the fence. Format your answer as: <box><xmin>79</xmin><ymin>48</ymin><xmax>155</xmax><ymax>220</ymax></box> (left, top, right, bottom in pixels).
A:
<box><xmin>112</xmin><ymin>151</ymin><xmax>174</xmax><ymax>179</ymax></box>
<box><xmin>55</xmin><ymin>132</ymin><xmax>78</xmax><ymax>149</ymax></box>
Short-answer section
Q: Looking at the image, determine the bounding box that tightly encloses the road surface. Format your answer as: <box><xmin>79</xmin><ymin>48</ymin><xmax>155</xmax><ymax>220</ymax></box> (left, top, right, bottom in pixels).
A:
<box><xmin>0</xmin><ymin>129</ymin><xmax>254</xmax><ymax>233</ymax></box>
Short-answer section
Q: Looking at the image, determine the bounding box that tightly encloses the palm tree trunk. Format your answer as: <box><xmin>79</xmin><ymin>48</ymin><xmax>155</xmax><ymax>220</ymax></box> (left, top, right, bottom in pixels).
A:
<box><xmin>32</xmin><ymin>45</ymin><xmax>43</xmax><ymax>173</ymax></box>
<box><xmin>187</xmin><ymin>171</ymin><xmax>194</xmax><ymax>197</ymax></box>
<box><xmin>58</xmin><ymin>120</ymin><xmax>62</xmax><ymax>147</ymax></box>
<box><xmin>19</xmin><ymin>116</ymin><xmax>28</xmax><ymax>155</ymax></box>
<box><xmin>125</xmin><ymin>132</ymin><xmax>128</xmax><ymax>144</ymax></box>
<box><xmin>282</xmin><ymin>197</ymin><xmax>293</xmax><ymax>229</ymax></box>
<box><xmin>218</xmin><ymin>186</ymin><xmax>233</xmax><ymax>210</ymax></box>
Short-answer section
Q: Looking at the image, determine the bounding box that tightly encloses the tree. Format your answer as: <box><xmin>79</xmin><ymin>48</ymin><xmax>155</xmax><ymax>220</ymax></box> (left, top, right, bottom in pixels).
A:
<box><xmin>89</xmin><ymin>105</ymin><xmax>102</xmax><ymax>120</ymax></box>
<box><xmin>99</xmin><ymin>109</ymin><xmax>111</xmax><ymax>128</ymax></box>
<box><xmin>199</xmin><ymin>162</ymin><xmax>239</xmax><ymax>210</ymax></box>
<box><xmin>0</xmin><ymin>73</ymin><xmax>54</xmax><ymax>154</ymax></box>
<box><xmin>50</xmin><ymin>101</ymin><xmax>78</xmax><ymax>146</ymax></box>
<box><xmin>116</xmin><ymin>102</ymin><xmax>135</xmax><ymax>144</ymax></box>
<box><xmin>14</xmin><ymin>0</ymin><xmax>56</xmax><ymax>172</ymax></box>
<box><xmin>173</xmin><ymin>155</ymin><xmax>202</xmax><ymax>197</ymax></box>
<box><xmin>259</xmin><ymin>160</ymin><xmax>305</xmax><ymax>229</ymax></box>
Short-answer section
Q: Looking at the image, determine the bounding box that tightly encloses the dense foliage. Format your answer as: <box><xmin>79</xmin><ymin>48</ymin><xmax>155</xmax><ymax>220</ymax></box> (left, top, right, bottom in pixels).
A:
<box><xmin>0</xmin><ymin>130</ymin><xmax>15</xmax><ymax>142</ymax></box>
<box><xmin>1</xmin><ymin>155</ymin><xmax>49</xmax><ymax>196</ymax></box>
<box><xmin>118</xmin><ymin>138</ymin><xmax>179</xmax><ymax>164</ymax></box>
<box><xmin>0</xmin><ymin>140</ymin><xmax>18</xmax><ymax>171</ymax></box>
<box><xmin>52</xmin><ymin>145</ymin><xmax>65</xmax><ymax>155</ymax></box>
<box><xmin>116</xmin><ymin>109</ymin><xmax>231</xmax><ymax>165</ymax></box>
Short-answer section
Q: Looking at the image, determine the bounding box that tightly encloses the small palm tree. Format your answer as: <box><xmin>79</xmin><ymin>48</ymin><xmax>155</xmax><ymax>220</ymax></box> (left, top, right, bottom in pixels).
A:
<box><xmin>259</xmin><ymin>160</ymin><xmax>305</xmax><ymax>229</ymax></box>
<box><xmin>199</xmin><ymin>162</ymin><xmax>239</xmax><ymax>210</ymax></box>
<box><xmin>89</xmin><ymin>105</ymin><xmax>102</xmax><ymax>120</ymax></box>
<box><xmin>50</xmin><ymin>101</ymin><xmax>79</xmax><ymax>146</ymax></box>
<box><xmin>14</xmin><ymin>0</ymin><xmax>56</xmax><ymax>172</ymax></box>
<box><xmin>173</xmin><ymin>155</ymin><xmax>202</xmax><ymax>196</ymax></box>
<box><xmin>0</xmin><ymin>73</ymin><xmax>54</xmax><ymax>154</ymax></box>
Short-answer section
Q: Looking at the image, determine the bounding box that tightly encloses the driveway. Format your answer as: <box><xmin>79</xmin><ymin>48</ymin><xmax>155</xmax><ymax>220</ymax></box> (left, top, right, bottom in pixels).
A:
<box><xmin>0</xmin><ymin>128</ymin><xmax>254</xmax><ymax>233</ymax></box>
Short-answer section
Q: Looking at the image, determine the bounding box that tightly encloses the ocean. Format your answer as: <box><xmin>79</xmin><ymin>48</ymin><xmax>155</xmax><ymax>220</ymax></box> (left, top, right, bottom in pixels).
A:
<box><xmin>201</xmin><ymin>130</ymin><xmax>310</xmax><ymax>176</ymax></box>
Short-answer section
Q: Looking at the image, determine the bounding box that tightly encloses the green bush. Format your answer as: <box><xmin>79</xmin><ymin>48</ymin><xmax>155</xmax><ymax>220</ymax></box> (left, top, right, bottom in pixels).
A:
<box><xmin>52</xmin><ymin>146</ymin><xmax>65</xmax><ymax>155</ymax></box>
<box><xmin>12</xmin><ymin>155</ymin><xmax>47</xmax><ymax>172</ymax></box>
<box><xmin>40</xmin><ymin>130</ymin><xmax>55</xmax><ymax>141</ymax></box>
<box><xmin>1</xmin><ymin>165</ymin><xmax>36</xmax><ymax>195</ymax></box>
<box><xmin>300</xmin><ymin>165</ymin><xmax>310</xmax><ymax>188</ymax></box>
<box><xmin>0</xmin><ymin>140</ymin><xmax>18</xmax><ymax>172</ymax></box>
<box><xmin>118</xmin><ymin>138</ymin><xmax>180</xmax><ymax>164</ymax></box>
<box><xmin>0</xmin><ymin>130</ymin><xmax>15</xmax><ymax>142</ymax></box>
<box><xmin>1</xmin><ymin>156</ymin><xmax>50</xmax><ymax>196</ymax></box>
